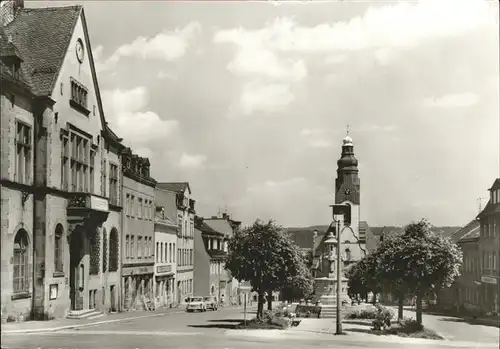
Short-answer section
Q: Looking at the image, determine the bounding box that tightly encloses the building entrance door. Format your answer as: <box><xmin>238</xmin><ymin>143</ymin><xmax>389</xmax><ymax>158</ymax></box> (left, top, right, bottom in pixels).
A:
<box><xmin>70</xmin><ymin>227</ymin><xmax>85</xmax><ymax>310</ymax></box>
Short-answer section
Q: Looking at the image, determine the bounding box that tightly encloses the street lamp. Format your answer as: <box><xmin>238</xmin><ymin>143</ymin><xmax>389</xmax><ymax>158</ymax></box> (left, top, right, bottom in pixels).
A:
<box><xmin>330</xmin><ymin>204</ymin><xmax>351</xmax><ymax>335</ymax></box>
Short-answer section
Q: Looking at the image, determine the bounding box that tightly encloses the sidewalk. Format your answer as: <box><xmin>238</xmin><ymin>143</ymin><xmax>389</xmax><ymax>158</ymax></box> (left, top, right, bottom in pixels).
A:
<box><xmin>1</xmin><ymin>307</ymin><xmax>183</xmax><ymax>334</ymax></box>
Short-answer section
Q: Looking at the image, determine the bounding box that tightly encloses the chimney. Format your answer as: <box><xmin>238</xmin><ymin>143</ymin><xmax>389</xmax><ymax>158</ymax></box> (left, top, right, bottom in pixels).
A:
<box><xmin>1</xmin><ymin>0</ymin><xmax>23</xmax><ymax>27</ymax></box>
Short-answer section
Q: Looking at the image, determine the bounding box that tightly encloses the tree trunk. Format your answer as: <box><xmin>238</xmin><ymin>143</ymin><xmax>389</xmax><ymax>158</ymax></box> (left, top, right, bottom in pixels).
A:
<box><xmin>267</xmin><ymin>290</ymin><xmax>273</xmax><ymax>311</ymax></box>
<box><xmin>398</xmin><ymin>293</ymin><xmax>404</xmax><ymax>321</ymax></box>
<box><xmin>257</xmin><ymin>292</ymin><xmax>265</xmax><ymax>319</ymax></box>
<box><xmin>416</xmin><ymin>292</ymin><xmax>423</xmax><ymax>325</ymax></box>
<box><xmin>372</xmin><ymin>292</ymin><xmax>377</xmax><ymax>305</ymax></box>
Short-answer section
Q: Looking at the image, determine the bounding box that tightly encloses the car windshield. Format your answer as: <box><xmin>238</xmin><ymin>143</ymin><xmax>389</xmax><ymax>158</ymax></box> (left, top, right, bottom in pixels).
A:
<box><xmin>191</xmin><ymin>297</ymin><xmax>203</xmax><ymax>302</ymax></box>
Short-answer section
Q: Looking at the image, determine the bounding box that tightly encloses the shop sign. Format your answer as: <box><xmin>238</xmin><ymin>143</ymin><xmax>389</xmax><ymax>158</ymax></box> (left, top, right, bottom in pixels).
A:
<box><xmin>124</xmin><ymin>265</ymin><xmax>154</xmax><ymax>276</ymax></box>
<box><xmin>156</xmin><ymin>264</ymin><xmax>173</xmax><ymax>274</ymax></box>
<box><xmin>481</xmin><ymin>276</ymin><xmax>497</xmax><ymax>284</ymax></box>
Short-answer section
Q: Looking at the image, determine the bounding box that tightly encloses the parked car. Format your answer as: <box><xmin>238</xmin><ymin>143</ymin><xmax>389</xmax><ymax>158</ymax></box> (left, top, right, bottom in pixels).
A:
<box><xmin>186</xmin><ymin>297</ymin><xmax>207</xmax><ymax>312</ymax></box>
<box><xmin>204</xmin><ymin>296</ymin><xmax>218</xmax><ymax>311</ymax></box>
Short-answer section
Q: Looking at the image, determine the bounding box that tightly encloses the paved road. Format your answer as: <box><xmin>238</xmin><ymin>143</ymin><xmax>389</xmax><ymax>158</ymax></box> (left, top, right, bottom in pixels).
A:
<box><xmin>397</xmin><ymin>308</ymin><xmax>499</xmax><ymax>344</ymax></box>
<box><xmin>2</xmin><ymin>306</ymin><xmax>498</xmax><ymax>349</ymax></box>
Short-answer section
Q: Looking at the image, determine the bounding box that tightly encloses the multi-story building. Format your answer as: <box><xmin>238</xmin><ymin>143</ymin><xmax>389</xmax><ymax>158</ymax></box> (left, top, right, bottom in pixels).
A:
<box><xmin>477</xmin><ymin>178</ymin><xmax>500</xmax><ymax>314</ymax></box>
<box><xmin>1</xmin><ymin>2</ymin><xmax>124</xmax><ymax>321</ymax></box>
<box><xmin>203</xmin><ymin>213</ymin><xmax>242</xmax><ymax>306</ymax></box>
<box><xmin>193</xmin><ymin>216</ymin><xmax>227</xmax><ymax>300</ymax></box>
<box><xmin>157</xmin><ymin>182</ymin><xmax>195</xmax><ymax>305</ymax></box>
<box><xmin>121</xmin><ymin>149</ymin><xmax>156</xmax><ymax>310</ymax></box>
<box><xmin>153</xmin><ymin>188</ymin><xmax>178</xmax><ymax>308</ymax></box>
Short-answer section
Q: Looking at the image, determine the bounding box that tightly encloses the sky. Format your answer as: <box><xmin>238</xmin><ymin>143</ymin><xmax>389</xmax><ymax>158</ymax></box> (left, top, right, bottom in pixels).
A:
<box><xmin>31</xmin><ymin>0</ymin><xmax>500</xmax><ymax>228</ymax></box>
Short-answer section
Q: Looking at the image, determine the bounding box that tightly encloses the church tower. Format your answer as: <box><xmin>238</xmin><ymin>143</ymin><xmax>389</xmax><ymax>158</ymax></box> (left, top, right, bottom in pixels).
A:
<box><xmin>335</xmin><ymin>128</ymin><xmax>360</xmax><ymax>236</ymax></box>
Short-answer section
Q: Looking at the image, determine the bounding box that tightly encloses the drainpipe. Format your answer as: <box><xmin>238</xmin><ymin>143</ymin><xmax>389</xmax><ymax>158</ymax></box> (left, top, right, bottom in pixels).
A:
<box><xmin>31</xmin><ymin>102</ymin><xmax>40</xmax><ymax>320</ymax></box>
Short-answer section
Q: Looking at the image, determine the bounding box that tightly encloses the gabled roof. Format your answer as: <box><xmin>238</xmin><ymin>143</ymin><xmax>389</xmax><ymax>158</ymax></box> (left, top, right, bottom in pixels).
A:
<box><xmin>489</xmin><ymin>178</ymin><xmax>500</xmax><ymax>191</ymax></box>
<box><xmin>4</xmin><ymin>6</ymin><xmax>81</xmax><ymax>96</ymax></box>
<box><xmin>157</xmin><ymin>182</ymin><xmax>191</xmax><ymax>194</ymax></box>
<box><xmin>451</xmin><ymin>219</ymin><xmax>480</xmax><ymax>243</ymax></box>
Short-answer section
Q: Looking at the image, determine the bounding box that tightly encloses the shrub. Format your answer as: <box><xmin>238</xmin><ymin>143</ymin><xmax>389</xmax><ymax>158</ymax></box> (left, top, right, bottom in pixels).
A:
<box><xmin>295</xmin><ymin>305</ymin><xmax>321</xmax><ymax>318</ymax></box>
<box><xmin>346</xmin><ymin>308</ymin><xmax>379</xmax><ymax>319</ymax></box>
<box><xmin>371</xmin><ymin>305</ymin><xmax>394</xmax><ymax>331</ymax></box>
<box><xmin>398</xmin><ymin>317</ymin><xmax>424</xmax><ymax>333</ymax></box>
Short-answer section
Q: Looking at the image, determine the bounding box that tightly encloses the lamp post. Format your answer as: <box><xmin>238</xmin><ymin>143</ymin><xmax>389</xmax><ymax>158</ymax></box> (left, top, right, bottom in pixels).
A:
<box><xmin>312</xmin><ymin>230</ymin><xmax>318</xmax><ymax>278</ymax></box>
<box><xmin>330</xmin><ymin>204</ymin><xmax>351</xmax><ymax>335</ymax></box>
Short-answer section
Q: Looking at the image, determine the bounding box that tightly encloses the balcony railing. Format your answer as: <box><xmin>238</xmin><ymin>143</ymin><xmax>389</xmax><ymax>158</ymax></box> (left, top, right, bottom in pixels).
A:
<box><xmin>67</xmin><ymin>193</ymin><xmax>109</xmax><ymax>212</ymax></box>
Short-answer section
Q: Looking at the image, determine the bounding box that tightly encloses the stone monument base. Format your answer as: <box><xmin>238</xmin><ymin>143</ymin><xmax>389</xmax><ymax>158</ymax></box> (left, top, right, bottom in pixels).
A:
<box><xmin>312</xmin><ymin>276</ymin><xmax>350</xmax><ymax>306</ymax></box>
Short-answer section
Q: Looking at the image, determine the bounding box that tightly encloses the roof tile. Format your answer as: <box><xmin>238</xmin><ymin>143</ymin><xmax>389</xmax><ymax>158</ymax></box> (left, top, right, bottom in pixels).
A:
<box><xmin>4</xmin><ymin>6</ymin><xmax>81</xmax><ymax>96</ymax></box>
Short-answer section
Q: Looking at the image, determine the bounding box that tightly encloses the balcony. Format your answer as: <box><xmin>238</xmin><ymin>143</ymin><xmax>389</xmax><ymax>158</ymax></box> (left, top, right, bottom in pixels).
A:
<box><xmin>208</xmin><ymin>249</ymin><xmax>227</xmax><ymax>259</ymax></box>
<box><xmin>67</xmin><ymin>193</ymin><xmax>109</xmax><ymax>228</ymax></box>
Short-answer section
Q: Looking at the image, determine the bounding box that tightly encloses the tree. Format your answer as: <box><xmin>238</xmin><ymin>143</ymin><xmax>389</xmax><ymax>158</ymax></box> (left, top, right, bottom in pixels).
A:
<box><xmin>374</xmin><ymin>219</ymin><xmax>463</xmax><ymax>325</ymax></box>
<box><xmin>281</xmin><ymin>252</ymin><xmax>314</xmax><ymax>302</ymax></box>
<box><xmin>224</xmin><ymin>219</ymin><xmax>304</xmax><ymax>318</ymax></box>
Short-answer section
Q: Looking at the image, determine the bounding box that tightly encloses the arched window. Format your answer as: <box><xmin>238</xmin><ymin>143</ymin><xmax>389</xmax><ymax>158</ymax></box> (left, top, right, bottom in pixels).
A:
<box><xmin>13</xmin><ymin>229</ymin><xmax>29</xmax><ymax>293</ymax></box>
<box><xmin>102</xmin><ymin>228</ymin><xmax>108</xmax><ymax>273</ymax></box>
<box><xmin>54</xmin><ymin>224</ymin><xmax>64</xmax><ymax>273</ymax></box>
<box><xmin>109</xmin><ymin>228</ymin><xmax>119</xmax><ymax>272</ymax></box>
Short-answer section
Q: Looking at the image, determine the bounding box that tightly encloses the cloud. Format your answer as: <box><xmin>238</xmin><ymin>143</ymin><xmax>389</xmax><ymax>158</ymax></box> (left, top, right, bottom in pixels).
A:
<box><xmin>158</xmin><ymin>70</ymin><xmax>178</xmax><ymax>80</ymax></box>
<box><xmin>300</xmin><ymin>128</ymin><xmax>337</xmax><ymax>148</ymax></box>
<box><xmin>247</xmin><ymin>177</ymin><xmax>307</xmax><ymax>193</ymax></box>
<box><xmin>423</xmin><ymin>93</ymin><xmax>480</xmax><ymax>108</ymax></box>
<box><xmin>102</xmin><ymin>87</ymin><xmax>179</xmax><ymax>147</ymax></box>
<box><xmin>217</xmin><ymin>1</ymin><xmax>494</xmax><ymax>53</ymax></box>
<box><xmin>96</xmin><ymin>22</ymin><xmax>201</xmax><ymax>72</ymax></box>
<box><xmin>179</xmin><ymin>153</ymin><xmax>207</xmax><ymax>169</ymax></box>
<box><xmin>239</xmin><ymin>81</ymin><xmax>295</xmax><ymax>115</ymax></box>
<box><xmin>226</xmin><ymin>47</ymin><xmax>307</xmax><ymax>81</ymax></box>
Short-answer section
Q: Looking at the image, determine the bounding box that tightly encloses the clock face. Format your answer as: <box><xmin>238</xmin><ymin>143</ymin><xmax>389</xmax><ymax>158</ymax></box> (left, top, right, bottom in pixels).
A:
<box><xmin>76</xmin><ymin>39</ymin><xmax>84</xmax><ymax>63</ymax></box>
<box><xmin>344</xmin><ymin>188</ymin><xmax>351</xmax><ymax>196</ymax></box>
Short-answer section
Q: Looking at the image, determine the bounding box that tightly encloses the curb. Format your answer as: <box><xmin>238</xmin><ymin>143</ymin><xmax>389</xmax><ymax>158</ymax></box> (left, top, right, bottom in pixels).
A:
<box><xmin>1</xmin><ymin>310</ymin><xmax>184</xmax><ymax>334</ymax></box>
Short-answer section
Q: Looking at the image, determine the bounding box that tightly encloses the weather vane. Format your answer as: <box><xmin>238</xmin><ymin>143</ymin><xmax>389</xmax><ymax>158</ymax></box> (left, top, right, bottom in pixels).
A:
<box><xmin>346</xmin><ymin>124</ymin><xmax>350</xmax><ymax>136</ymax></box>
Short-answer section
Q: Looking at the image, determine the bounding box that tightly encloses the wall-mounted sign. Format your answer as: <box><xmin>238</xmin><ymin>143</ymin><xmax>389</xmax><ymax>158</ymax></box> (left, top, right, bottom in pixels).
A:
<box><xmin>90</xmin><ymin>195</ymin><xmax>109</xmax><ymax>212</ymax></box>
<box><xmin>123</xmin><ymin>265</ymin><xmax>154</xmax><ymax>276</ymax></box>
<box><xmin>49</xmin><ymin>284</ymin><xmax>58</xmax><ymax>300</ymax></box>
<box><xmin>481</xmin><ymin>276</ymin><xmax>497</xmax><ymax>285</ymax></box>
<box><xmin>156</xmin><ymin>265</ymin><xmax>173</xmax><ymax>274</ymax></box>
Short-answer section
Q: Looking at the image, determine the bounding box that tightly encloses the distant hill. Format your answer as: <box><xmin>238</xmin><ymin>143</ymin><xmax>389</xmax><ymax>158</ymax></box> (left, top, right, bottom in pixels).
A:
<box><xmin>286</xmin><ymin>225</ymin><xmax>461</xmax><ymax>250</ymax></box>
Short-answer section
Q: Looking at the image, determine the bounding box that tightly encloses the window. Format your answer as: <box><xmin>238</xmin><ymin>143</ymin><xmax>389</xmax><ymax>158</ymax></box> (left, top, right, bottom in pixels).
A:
<box><xmin>164</xmin><ymin>243</ymin><xmax>167</xmax><ymax>262</ymax></box>
<box><xmin>61</xmin><ymin>135</ymin><xmax>69</xmax><ymax>190</ymax></box>
<box><xmin>138</xmin><ymin>198</ymin><xmax>143</xmax><ymax>219</ymax></box>
<box><xmin>131</xmin><ymin>235</ymin><xmax>136</xmax><ymax>258</ymax></box>
<box><xmin>54</xmin><ymin>224</ymin><xmax>64</xmax><ymax>273</ymax></box>
<box><xmin>13</xmin><ymin>230</ymin><xmax>29</xmax><ymax>293</ymax></box>
<box><xmin>126</xmin><ymin>235</ymin><xmax>130</xmax><ymax>259</ymax></box>
<box><xmin>89</xmin><ymin>229</ymin><xmax>100</xmax><ymax>275</ymax></box>
<box><xmin>184</xmin><ymin>221</ymin><xmax>187</xmax><ymax>238</ymax></box>
<box><xmin>130</xmin><ymin>196</ymin><xmax>135</xmax><ymax>217</ymax></box>
<box><xmin>101</xmin><ymin>159</ymin><xmax>107</xmax><ymax>197</ymax></box>
<box><xmin>70</xmin><ymin>78</ymin><xmax>89</xmax><ymax>111</ymax></box>
<box><xmin>70</xmin><ymin>132</ymin><xmax>92</xmax><ymax>192</ymax></box>
<box><xmin>126</xmin><ymin>194</ymin><xmax>130</xmax><ymax>216</ymax></box>
<box><xmin>109</xmin><ymin>163</ymin><xmax>118</xmax><ymax>205</ymax></box>
<box><xmin>160</xmin><ymin>243</ymin><xmax>164</xmax><ymax>263</ymax></box>
<box><xmin>102</xmin><ymin>228</ymin><xmax>108</xmax><ymax>273</ymax></box>
<box><xmin>109</xmin><ymin>228</ymin><xmax>118</xmax><ymax>271</ymax></box>
<box><xmin>178</xmin><ymin>248</ymin><xmax>181</xmax><ymax>266</ymax></box>
<box><xmin>138</xmin><ymin>237</ymin><xmax>143</xmax><ymax>258</ymax></box>
<box><xmin>15</xmin><ymin>121</ymin><xmax>31</xmax><ymax>184</ymax></box>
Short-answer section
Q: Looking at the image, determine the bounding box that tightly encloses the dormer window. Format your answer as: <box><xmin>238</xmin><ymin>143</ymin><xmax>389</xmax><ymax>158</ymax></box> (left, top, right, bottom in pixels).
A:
<box><xmin>12</xmin><ymin>62</ymin><xmax>20</xmax><ymax>80</ymax></box>
<box><xmin>70</xmin><ymin>78</ymin><xmax>89</xmax><ymax>115</ymax></box>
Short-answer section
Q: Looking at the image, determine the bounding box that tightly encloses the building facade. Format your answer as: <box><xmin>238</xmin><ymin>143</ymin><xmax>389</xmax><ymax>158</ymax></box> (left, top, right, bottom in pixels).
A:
<box><xmin>157</xmin><ymin>182</ymin><xmax>195</xmax><ymax>305</ymax></box>
<box><xmin>1</xmin><ymin>2</ymin><xmax>124</xmax><ymax>321</ymax></box>
<box><xmin>154</xmin><ymin>188</ymin><xmax>178</xmax><ymax>308</ymax></box>
<box><xmin>193</xmin><ymin>216</ymin><xmax>227</xmax><ymax>300</ymax></box>
<box><xmin>121</xmin><ymin>150</ymin><xmax>156</xmax><ymax>311</ymax></box>
<box><xmin>203</xmin><ymin>213</ymin><xmax>242</xmax><ymax>306</ymax></box>
<box><xmin>477</xmin><ymin>178</ymin><xmax>500</xmax><ymax>315</ymax></box>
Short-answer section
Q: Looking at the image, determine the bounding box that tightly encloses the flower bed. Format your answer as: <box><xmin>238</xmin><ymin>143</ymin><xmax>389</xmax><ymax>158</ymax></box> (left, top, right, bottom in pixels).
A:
<box><xmin>238</xmin><ymin>308</ymin><xmax>296</xmax><ymax>330</ymax></box>
<box><xmin>295</xmin><ymin>305</ymin><xmax>321</xmax><ymax>318</ymax></box>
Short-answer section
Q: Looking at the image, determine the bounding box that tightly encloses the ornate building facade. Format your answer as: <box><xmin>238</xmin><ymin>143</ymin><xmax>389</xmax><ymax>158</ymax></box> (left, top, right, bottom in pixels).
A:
<box><xmin>1</xmin><ymin>2</ymin><xmax>124</xmax><ymax>321</ymax></box>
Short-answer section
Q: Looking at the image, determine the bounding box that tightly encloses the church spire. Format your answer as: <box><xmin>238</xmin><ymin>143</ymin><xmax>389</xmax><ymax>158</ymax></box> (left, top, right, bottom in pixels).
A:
<box><xmin>335</xmin><ymin>126</ymin><xmax>360</xmax><ymax>204</ymax></box>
